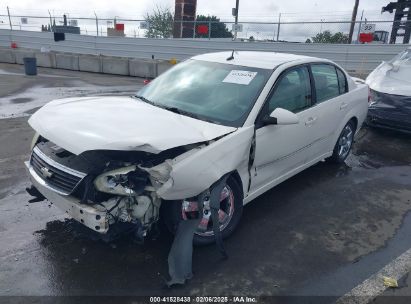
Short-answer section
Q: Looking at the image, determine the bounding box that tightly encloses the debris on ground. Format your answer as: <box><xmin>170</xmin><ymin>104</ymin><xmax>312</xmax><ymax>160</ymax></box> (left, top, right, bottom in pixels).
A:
<box><xmin>383</xmin><ymin>276</ymin><xmax>398</xmax><ymax>288</ymax></box>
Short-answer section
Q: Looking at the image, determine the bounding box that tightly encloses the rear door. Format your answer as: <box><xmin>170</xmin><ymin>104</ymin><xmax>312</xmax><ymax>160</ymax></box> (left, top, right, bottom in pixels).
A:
<box><xmin>309</xmin><ymin>63</ymin><xmax>350</xmax><ymax>155</ymax></box>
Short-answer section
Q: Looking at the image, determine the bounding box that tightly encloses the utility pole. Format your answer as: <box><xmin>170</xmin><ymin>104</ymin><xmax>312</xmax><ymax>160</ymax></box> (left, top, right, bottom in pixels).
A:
<box><xmin>94</xmin><ymin>11</ymin><xmax>99</xmax><ymax>36</ymax></box>
<box><xmin>276</xmin><ymin>13</ymin><xmax>281</xmax><ymax>41</ymax></box>
<box><xmin>48</xmin><ymin>10</ymin><xmax>53</xmax><ymax>30</ymax></box>
<box><xmin>234</xmin><ymin>0</ymin><xmax>239</xmax><ymax>40</ymax></box>
<box><xmin>348</xmin><ymin>0</ymin><xmax>360</xmax><ymax>44</ymax></box>
<box><xmin>7</xmin><ymin>6</ymin><xmax>12</xmax><ymax>30</ymax></box>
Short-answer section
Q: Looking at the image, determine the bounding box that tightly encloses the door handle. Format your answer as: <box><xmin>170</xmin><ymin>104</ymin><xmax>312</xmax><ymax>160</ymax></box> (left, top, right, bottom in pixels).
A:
<box><xmin>340</xmin><ymin>102</ymin><xmax>348</xmax><ymax>110</ymax></box>
<box><xmin>305</xmin><ymin>117</ymin><xmax>317</xmax><ymax>126</ymax></box>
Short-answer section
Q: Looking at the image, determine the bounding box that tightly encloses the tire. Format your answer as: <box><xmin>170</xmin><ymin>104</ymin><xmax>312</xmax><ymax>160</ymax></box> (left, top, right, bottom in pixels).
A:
<box><xmin>328</xmin><ymin>120</ymin><xmax>356</xmax><ymax>163</ymax></box>
<box><xmin>161</xmin><ymin>175</ymin><xmax>243</xmax><ymax>246</ymax></box>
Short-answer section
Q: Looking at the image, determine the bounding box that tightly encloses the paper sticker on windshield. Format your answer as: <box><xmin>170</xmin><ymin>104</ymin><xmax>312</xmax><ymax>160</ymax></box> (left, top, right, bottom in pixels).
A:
<box><xmin>222</xmin><ymin>70</ymin><xmax>257</xmax><ymax>85</ymax></box>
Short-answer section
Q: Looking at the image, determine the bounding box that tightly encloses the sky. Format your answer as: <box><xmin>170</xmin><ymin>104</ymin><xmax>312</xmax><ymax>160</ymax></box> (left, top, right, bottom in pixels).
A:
<box><xmin>0</xmin><ymin>0</ymin><xmax>397</xmax><ymax>41</ymax></box>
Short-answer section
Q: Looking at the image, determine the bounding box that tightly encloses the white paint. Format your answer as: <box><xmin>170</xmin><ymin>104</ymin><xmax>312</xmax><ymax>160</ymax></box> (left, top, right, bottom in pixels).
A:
<box><xmin>193</xmin><ymin>51</ymin><xmax>316</xmax><ymax>69</ymax></box>
<box><xmin>222</xmin><ymin>70</ymin><xmax>257</xmax><ymax>85</ymax></box>
<box><xmin>157</xmin><ymin>126</ymin><xmax>254</xmax><ymax>200</ymax></box>
<box><xmin>29</xmin><ymin>96</ymin><xmax>236</xmax><ymax>155</ymax></box>
<box><xmin>336</xmin><ymin>247</ymin><xmax>411</xmax><ymax>304</ymax></box>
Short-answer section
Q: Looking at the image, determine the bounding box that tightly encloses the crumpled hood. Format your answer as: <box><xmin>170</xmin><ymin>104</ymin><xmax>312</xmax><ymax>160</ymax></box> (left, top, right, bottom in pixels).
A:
<box><xmin>366</xmin><ymin>61</ymin><xmax>411</xmax><ymax>96</ymax></box>
<box><xmin>29</xmin><ymin>96</ymin><xmax>236</xmax><ymax>155</ymax></box>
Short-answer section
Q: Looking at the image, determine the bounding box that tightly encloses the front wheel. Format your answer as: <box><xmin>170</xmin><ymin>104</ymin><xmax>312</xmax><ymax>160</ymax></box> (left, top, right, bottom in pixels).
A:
<box><xmin>328</xmin><ymin>120</ymin><xmax>356</xmax><ymax>163</ymax></box>
<box><xmin>161</xmin><ymin>176</ymin><xmax>243</xmax><ymax>246</ymax></box>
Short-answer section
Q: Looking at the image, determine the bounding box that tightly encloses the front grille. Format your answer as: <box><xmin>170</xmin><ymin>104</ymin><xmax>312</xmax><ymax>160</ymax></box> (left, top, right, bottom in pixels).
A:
<box><xmin>30</xmin><ymin>146</ymin><xmax>87</xmax><ymax>195</ymax></box>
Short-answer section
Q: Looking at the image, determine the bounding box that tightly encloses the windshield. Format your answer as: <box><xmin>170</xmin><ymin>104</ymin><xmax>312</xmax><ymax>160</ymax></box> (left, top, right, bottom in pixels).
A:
<box><xmin>135</xmin><ymin>60</ymin><xmax>272</xmax><ymax>127</ymax></box>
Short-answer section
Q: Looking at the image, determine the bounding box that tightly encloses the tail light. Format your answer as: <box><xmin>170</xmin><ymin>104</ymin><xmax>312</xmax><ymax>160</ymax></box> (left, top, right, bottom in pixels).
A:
<box><xmin>143</xmin><ymin>79</ymin><xmax>151</xmax><ymax>85</ymax></box>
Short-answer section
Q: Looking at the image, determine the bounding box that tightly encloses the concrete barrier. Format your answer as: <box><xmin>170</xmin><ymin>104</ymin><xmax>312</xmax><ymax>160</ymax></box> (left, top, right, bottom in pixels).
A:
<box><xmin>14</xmin><ymin>50</ymin><xmax>36</xmax><ymax>64</ymax></box>
<box><xmin>56</xmin><ymin>53</ymin><xmax>79</xmax><ymax>70</ymax></box>
<box><xmin>0</xmin><ymin>48</ymin><xmax>15</xmax><ymax>63</ymax></box>
<box><xmin>0</xmin><ymin>46</ymin><xmax>179</xmax><ymax>78</ymax></box>
<box><xmin>35</xmin><ymin>51</ymin><xmax>56</xmax><ymax>68</ymax></box>
<box><xmin>157</xmin><ymin>60</ymin><xmax>174</xmax><ymax>76</ymax></box>
<box><xmin>129</xmin><ymin>58</ymin><xmax>157</xmax><ymax>78</ymax></box>
<box><xmin>102</xmin><ymin>56</ymin><xmax>129</xmax><ymax>75</ymax></box>
<box><xmin>79</xmin><ymin>54</ymin><xmax>102</xmax><ymax>73</ymax></box>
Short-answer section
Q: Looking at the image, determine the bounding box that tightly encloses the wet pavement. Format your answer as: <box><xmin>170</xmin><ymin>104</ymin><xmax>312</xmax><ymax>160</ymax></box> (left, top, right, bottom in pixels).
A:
<box><xmin>0</xmin><ymin>63</ymin><xmax>411</xmax><ymax>301</ymax></box>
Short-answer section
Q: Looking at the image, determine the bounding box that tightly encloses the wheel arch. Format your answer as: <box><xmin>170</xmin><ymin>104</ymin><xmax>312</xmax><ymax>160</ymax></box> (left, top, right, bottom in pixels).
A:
<box><xmin>230</xmin><ymin>170</ymin><xmax>244</xmax><ymax>200</ymax></box>
<box><xmin>348</xmin><ymin>116</ymin><xmax>359</xmax><ymax>133</ymax></box>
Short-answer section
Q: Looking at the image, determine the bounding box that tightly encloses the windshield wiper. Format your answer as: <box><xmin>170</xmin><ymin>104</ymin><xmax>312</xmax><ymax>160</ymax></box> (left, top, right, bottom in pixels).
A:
<box><xmin>134</xmin><ymin>95</ymin><xmax>156</xmax><ymax>106</ymax></box>
<box><xmin>134</xmin><ymin>96</ymin><xmax>221</xmax><ymax>125</ymax></box>
<box><xmin>163</xmin><ymin>106</ymin><xmax>201</xmax><ymax>119</ymax></box>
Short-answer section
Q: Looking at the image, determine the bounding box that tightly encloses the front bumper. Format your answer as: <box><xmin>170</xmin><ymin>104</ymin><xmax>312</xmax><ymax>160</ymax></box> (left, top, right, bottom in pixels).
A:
<box><xmin>25</xmin><ymin>161</ymin><xmax>109</xmax><ymax>233</ymax></box>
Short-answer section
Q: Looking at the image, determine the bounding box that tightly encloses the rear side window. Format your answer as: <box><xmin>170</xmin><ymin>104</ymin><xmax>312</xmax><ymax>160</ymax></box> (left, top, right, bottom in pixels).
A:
<box><xmin>336</xmin><ymin>68</ymin><xmax>348</xmax><ymax>94</ymax></box>
<box><xmin>311</xmin><ymin>64</ymin><xmax>340</xmax><ymax>103</ymax></box>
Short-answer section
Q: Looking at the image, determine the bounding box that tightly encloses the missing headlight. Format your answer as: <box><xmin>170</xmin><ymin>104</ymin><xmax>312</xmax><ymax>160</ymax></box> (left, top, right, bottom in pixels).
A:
<box><xmin>94</xmin><ymin>165</ymin><xmax>148</xmax><ymax>196</ymax></box>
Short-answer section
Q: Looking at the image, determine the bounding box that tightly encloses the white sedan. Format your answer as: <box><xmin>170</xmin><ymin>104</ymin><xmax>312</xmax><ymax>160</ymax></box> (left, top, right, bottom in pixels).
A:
<box><xmin>26</xmin><ymin>51</ymin><xmax>369</xmax><ymax>245</ymax></box>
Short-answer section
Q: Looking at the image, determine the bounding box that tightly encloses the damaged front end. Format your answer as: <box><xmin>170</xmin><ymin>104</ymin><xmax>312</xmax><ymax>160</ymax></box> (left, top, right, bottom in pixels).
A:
<box><xmin>25</xmin><ymin>137</ymin><xmax>203</xmax><ymax>240</ymax></box>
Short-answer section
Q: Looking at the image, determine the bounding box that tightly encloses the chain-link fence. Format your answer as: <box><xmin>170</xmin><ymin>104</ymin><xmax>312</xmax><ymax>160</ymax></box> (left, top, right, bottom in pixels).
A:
<box><xmin>0</xmin><ymin>7</ymin><xmax>409</xmax><ymax>44</ymax></box>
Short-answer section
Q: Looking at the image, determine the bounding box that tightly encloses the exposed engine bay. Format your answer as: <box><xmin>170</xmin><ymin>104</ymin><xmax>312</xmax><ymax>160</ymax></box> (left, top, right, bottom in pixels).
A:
<box><xmin>29</xmin><ymin>136</ymin><xmax>204</xmax><ymax>240</ymax></box>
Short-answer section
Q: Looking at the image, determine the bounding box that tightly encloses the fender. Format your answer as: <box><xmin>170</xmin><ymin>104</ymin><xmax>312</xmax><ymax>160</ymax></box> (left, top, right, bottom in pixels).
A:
<box><xmin>151</xmin><ymin>126</ymin><xmax>254</xmax><ymax>200</ymax></box>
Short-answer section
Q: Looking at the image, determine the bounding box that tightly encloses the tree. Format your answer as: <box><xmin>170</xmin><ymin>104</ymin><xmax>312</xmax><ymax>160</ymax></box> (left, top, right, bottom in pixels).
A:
<box><xmin>144</xmin><ymin>6</ymin><xmax>173</xmax><ymax>38</ymax></box>
<box><xmin>305</xmin><ymin>38</ymin><xmax>312</xmax><ymax>43</ymax></box>
<box><xmin>311</xmin><ymin>30</ymin><xmax>349</xmax><ymax>44</ymax></box>
<box><xmin>195</xmin><ymin>15</ymin><xmax>233</xmax><ymax>38</ymax></box>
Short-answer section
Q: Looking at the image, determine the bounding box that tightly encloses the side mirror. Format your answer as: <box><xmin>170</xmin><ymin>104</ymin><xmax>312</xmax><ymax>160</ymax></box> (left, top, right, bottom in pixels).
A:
<box><xmin>263</xmin><ymin>108</ymin><xmax>299</xmax><ymax>126</ymax></box>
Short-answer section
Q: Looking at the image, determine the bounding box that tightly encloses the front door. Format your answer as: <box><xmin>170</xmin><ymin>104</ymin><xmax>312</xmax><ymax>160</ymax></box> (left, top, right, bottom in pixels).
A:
<box><xmin>251</xmin><ymin>65</ymin><xmax>320</xmax><ymax>192</ymax></box>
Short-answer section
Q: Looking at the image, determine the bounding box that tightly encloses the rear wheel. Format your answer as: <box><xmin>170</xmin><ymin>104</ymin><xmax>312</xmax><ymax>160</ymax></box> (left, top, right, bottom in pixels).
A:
<box><xmin>328</xmin><ymin>120</ymin><xmax>356</xmax><ymax>163</ymax></box>
<box><xmin>161</xmin><ymin>176</ymin><xmax>243</xmax><ymax>245</ymax></box>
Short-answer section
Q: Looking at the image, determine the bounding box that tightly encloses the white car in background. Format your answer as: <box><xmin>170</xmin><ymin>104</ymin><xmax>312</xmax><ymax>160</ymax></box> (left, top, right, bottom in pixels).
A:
<box><xmin>25</xmin><ymin>51</ymin><xmax>369</xmax><ymax>245</ymax></box>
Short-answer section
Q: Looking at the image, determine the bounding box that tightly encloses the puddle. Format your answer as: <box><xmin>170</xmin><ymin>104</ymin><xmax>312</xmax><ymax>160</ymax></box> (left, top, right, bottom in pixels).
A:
<box><xmin>10</xmin><ymin>97</ymin><xmax>33</xmax><ymax>104</ymax></box>
<box><xmin>0</xmin><ymin>85</ymin><xmax>139</xmax><ymax>119</ymax></box>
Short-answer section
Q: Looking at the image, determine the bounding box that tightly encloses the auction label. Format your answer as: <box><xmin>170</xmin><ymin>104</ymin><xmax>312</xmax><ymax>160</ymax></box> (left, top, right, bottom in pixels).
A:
<box><xmin>222</xmin><ymin>70</ymin><xmax>257</xmax><ymax>85</ymax></box>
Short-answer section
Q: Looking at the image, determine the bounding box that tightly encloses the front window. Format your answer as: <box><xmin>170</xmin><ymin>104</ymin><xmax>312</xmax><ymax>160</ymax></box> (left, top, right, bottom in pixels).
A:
<box><xmin>136</xmin><ymin>60</ymin><xmax>272</xmax><ymax>127</ymax></box>
<box><xmin>268</xmin><ymin>66</ymin><xmax>312</xmax><ymax>114</ymax></box>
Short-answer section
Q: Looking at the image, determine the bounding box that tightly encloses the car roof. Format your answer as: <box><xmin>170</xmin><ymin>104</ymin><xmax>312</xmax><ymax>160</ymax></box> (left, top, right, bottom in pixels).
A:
<box><xmin>191</xmin><ymin>51</ymin><xmax>328</xmax><ymax>70</ymax></box>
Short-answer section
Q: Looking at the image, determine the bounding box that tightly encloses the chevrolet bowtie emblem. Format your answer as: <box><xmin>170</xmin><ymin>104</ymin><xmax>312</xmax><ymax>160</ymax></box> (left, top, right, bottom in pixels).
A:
<box><xmin>40</xmin><ymin>167</ymin><xmax>53</xmax><ymax>179</ymax></box>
